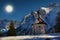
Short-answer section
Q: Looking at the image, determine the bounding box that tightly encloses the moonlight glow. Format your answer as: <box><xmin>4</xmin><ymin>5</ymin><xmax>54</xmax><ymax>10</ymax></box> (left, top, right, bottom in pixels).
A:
<box><xmin>5</xmin><ymin>5</ymin><xmax>13</xmax><ymax>13</ymax></box>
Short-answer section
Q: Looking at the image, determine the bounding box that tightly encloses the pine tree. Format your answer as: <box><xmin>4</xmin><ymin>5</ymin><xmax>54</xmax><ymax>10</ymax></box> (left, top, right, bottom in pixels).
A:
<box><xmin>55</xmin><ymin>12</ymin><xmax>60</xmax><ymax>33</ymax></box>
<box><xmin>50</xmin><ymin>12</ymin><xmax>60</xmax><ymax>33</ymax></box>
<box><xmin>7</xmin><ymin>21</ymin><xmax>17</xmax><ymax>36</ymax></box>
<box><xmin>0</xmin><ymin>29</ymin><xmax>2</xmax><ymax>37</ymax></box>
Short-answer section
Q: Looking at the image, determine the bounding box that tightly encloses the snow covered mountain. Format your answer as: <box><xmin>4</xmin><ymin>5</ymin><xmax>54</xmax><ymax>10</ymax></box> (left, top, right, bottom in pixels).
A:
<box><xmin>16</xmin><ymin>3</ymin><xmax>60</xmax><ymax>35</ymax></box>
<box><xmin>0</xmin><ymin>3</ymin><xmax>60</xmax><ymax>36</ymax></box>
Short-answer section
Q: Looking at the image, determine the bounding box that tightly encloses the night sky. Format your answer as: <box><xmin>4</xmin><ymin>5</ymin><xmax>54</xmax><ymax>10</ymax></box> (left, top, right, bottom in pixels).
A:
<box><xmin>0</xmin><ymin>0</ymin><xmax>60</xmax><ymax>21</ymax></box>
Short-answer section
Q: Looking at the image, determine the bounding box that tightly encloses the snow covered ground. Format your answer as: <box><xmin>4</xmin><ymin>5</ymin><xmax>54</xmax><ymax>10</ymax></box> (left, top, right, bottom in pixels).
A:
<box><xmin>0</xmin><ymin>34</ymin><xmax>60</xmax><ymax>40</ymax></box>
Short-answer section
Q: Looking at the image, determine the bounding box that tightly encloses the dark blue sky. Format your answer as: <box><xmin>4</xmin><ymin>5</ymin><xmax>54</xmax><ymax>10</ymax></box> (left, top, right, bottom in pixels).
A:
<box><xmin>0</xmin><ymin>0</ymin><xmax>60</xmax><ymax>21</ymax></box>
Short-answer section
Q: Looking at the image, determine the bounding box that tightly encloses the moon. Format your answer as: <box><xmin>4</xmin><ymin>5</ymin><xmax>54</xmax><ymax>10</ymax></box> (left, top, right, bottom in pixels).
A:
<box><xmin>5</xmin><ymin>5</ymin><xmax>13</xmax><ymax>13</ymax></box>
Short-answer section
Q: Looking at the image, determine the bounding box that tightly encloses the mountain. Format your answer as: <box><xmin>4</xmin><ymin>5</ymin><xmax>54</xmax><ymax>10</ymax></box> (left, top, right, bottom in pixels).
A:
<box><xmin>45</xmin><ymin>3</ymin><xmax>60</xmax><ymax>32</ymax></box>
<box><xmin>16</xmin><ymin>3</ymin><xmax>60</xmax><ymax>35</ymax></box>
<box><xmin>1</xmin><ymin>3</ymin><xmax>60</xmax><ymax>36</ymax></box>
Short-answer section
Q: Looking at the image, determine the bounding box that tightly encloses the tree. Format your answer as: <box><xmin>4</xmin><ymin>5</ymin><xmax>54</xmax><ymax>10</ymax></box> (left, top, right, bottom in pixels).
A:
<box><xmin>54</xmin><ymin>12</ymin><xmax>60</xmax><ymax>33</ymax></box>
<box><xmin>7</xmin><ymin>21</ymin><xmax>17</xmax><ymax>36</ymax></box>
<box><xmin>0</xmin><ymin>29</ymin><xmax>2</xmax><ymax>37</ymax></box>
<box><xmin>49</xmin><ymin>12</ymin><xmax>60</xmax><ymax>33</ymax></box>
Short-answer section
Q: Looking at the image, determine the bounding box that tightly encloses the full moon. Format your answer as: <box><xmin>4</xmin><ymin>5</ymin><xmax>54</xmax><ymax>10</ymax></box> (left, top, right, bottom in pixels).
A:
<box><xmin>5</xmin><ymin>5</ymin><xmax>13</xmax><ymax>13</ymax></box>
